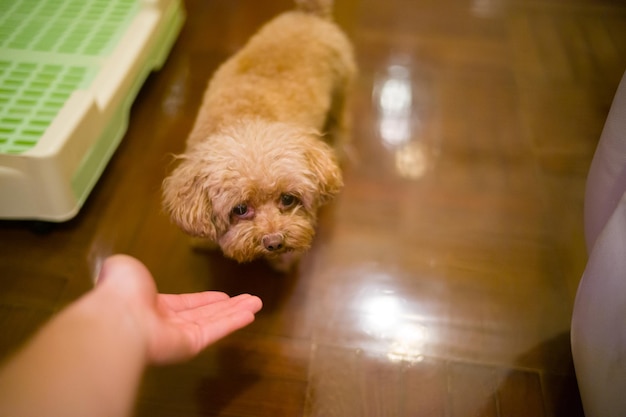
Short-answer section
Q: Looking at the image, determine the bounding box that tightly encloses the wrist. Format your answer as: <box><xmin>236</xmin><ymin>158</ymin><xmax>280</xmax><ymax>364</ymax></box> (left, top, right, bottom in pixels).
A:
<box><xmin>77</xmin><ymin>282</ymin><xmax>152</xmax><ymax>367</ymax></box>
<box><xmin>0</xmin><ymin>282</ymin><xmax>151</xmax><ymax>417</ymax></box>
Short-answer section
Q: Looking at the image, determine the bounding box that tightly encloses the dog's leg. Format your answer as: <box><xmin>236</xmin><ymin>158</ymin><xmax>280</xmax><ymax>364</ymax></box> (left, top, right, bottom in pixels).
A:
<box><xmin>326</xmin><ymin>85</ymin><xmax>358</xmax><ymax>165</ymax></box>
<box><xmin>327</xmin><ymin>87</ymin><xmax>350</xmax><ymax>143</ymax></box>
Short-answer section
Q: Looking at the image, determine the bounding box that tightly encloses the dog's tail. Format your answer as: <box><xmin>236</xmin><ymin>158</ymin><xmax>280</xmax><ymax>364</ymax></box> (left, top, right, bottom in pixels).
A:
<box><xmin>295</xmin><ymin>0</ymin><xmax>333</xmax><ymax>19</ymax></box>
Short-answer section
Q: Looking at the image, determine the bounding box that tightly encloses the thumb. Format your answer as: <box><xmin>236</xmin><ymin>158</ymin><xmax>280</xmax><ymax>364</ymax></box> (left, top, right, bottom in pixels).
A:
<box><xmin>96</xmin><ymin>255</ymin><xmax>158</xmax><ymax>301</ymax></box>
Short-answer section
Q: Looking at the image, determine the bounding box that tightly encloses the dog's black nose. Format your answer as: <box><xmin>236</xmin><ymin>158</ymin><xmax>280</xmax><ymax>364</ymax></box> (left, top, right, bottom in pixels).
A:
<box><xmin>262</xmin><ymin>233</ymin><xmax>284</xmax><ymax>251</ymax></box>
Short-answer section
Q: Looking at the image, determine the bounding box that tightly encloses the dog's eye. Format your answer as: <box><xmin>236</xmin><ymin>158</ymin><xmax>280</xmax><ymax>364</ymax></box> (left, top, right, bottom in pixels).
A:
<box><xmin>280</xmin><ymin>194</ymin><xmax>299</xmax><ymax>209</ymax></box>
<box><xmin>232</xmin><ymin>204</ymin><xmax>248</xmax><ymax>216</ymax></box>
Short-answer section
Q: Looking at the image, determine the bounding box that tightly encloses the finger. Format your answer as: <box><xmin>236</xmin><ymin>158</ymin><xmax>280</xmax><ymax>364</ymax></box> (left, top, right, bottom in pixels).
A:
<box><xmin>148</xmin><ymin>295</ymin><xmax>261</xmax><ymax>364</ymax></box>
<box><xmin>96</xmin><ymin>254</ymin><xmax>157</xmax><ymax>301</ymax></box>
<box><xmin>157</xmin><ymin>291</ymin><xmax>231</xmax><ymax>312</ymax></box>
<box><xmin>177</xmin><ymin>294</ymin><xmax>262</xmax><ymax>321</ymax></box>
<box><xmin>194</xmin><ymin>308</ymin><xmax>258</xmax><ymax>348</ymax></box>
<box><xmin>231</xmin><ymin>294</ymin><xmax>263</xmax><ymax>314</ymax></box>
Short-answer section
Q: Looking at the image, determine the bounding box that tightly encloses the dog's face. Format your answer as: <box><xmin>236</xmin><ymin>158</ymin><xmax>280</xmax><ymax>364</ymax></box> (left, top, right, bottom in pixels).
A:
<box><xmin>162</xmin><ymin>120</ymin><xmax>343</xmax><ymax>263</ymax></box>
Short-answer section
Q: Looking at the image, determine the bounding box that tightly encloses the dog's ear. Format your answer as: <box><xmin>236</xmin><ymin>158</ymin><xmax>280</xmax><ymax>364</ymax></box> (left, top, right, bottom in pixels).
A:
<box><xmin>162</xmin><ymin>157</ymin><xmax>218</xmax><ymax>240</ymax></box>
<box><xmin>305</xmin><ymin>139</ymin><xmax>344</xmax><ymax>206</ymax></box>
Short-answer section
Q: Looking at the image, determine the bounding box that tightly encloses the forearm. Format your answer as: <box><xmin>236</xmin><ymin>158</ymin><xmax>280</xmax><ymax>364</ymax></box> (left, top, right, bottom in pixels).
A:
<box><xmin>0</xmin><ymin>253</ymin><xmax>262</xmax><ymax>417</ymax></box>
<box><xmin>0</xmin><ymin>285</ymin><xmax>148</xmax><ymax>417</ymax></box>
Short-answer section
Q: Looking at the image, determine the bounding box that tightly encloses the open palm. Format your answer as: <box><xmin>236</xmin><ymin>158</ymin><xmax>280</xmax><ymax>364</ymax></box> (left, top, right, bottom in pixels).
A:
<box><xmin>98</xmin><ymin>255</ymin><xmax>262</xmax><ymax>365</ymax></box>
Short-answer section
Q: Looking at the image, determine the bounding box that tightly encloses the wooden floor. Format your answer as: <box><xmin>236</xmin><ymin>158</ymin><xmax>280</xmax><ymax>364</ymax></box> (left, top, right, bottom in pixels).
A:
<box><xmin>2</xmin><ymin>0</ymin><xmax>626</xmax><ymax>415</ymax></box>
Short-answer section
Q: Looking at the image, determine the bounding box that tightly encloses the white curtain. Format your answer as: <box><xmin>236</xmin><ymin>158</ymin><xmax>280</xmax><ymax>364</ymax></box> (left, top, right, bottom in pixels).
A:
<box><xmin>572</xmin><ymin>71</ymin><xmax>626</xmax><ymax>417</ymax></box>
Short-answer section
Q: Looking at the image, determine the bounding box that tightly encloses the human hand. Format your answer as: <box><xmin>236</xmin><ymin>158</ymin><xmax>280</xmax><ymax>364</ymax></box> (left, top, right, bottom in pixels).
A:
<box><xmin>96</xmin><ymin>255</ymin><xmax>262</xmax><ymax>365</ymax></box>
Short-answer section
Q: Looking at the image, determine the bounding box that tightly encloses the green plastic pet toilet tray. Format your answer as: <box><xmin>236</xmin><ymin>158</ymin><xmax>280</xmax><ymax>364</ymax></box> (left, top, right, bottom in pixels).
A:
<box><xmin>0</xmin><ymin>0</ymin><xmax>184</xmax><ymax>221</ymax></box>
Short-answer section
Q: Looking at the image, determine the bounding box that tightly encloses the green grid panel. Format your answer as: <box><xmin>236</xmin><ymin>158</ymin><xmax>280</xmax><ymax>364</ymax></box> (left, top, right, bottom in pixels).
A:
<box><xmin>0</xmin><ymin>60</ymin><xmax>96</xmax><ymax>154</ymax></box>
<box><xmin>0</xmin><ymin>0</ymin><xmax>139</xmax><ymax>56</ymax></box>
<box><xmin>0</xmin><ymin>0</ymin><xmax>141</xmax><ymax>154</ymax></box>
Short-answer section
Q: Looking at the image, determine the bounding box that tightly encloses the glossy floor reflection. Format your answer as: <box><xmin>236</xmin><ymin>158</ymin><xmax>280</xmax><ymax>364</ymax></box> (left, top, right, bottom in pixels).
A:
<box><xmin>1</xmin><ymin>0</ymin><xmax>626</xmax><ymax>415</ymax></box>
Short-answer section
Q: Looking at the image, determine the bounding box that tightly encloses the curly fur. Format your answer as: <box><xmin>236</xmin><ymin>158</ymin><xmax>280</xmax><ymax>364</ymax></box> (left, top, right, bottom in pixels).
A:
<box><xmin>162</xmin><ymin>1</ymin><xmax>356</xmax><ymax>270</ymax></box>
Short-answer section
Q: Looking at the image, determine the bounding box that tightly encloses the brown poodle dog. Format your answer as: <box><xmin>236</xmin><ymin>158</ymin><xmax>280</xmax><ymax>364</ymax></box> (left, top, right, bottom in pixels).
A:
<box><xmin>162</xmin><ymin>0</ymin><xmax>356</xmax><ymax>271</ymax></box>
